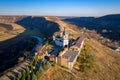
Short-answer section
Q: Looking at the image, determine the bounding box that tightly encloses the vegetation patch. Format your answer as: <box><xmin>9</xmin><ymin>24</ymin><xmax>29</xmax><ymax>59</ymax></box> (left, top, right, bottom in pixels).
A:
<box><xmin>77</xmin><ymin>43</ymin><xmax>96</xmax><ymax>72</ymax></box>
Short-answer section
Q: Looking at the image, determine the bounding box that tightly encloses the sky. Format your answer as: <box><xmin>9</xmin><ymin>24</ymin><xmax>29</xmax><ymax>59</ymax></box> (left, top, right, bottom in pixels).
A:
<box><xmin>0</xmin><ymin>0</ymin><xmax>120</xmax><ymax>16</ymax></box>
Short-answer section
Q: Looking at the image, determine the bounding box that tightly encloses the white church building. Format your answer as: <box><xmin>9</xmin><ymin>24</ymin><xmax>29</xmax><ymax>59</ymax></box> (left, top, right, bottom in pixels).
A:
<box><xmin>53</xmin><ymin>27</ymin><xmax>69</xmax><ymax>47</ymax></box>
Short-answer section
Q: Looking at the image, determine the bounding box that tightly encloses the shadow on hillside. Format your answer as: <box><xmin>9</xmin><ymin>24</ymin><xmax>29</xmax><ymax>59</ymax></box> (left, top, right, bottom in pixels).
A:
<box><xmin>64</xmin><ymin>16</ymin><xmax>120</xmax><ymax>41</ymax></box>
<box><xmin>16</xmin><ymin>16</ymin><xmax>60</xmax><ymax>38</ymax></box>
<box><xmin>0</xmin><ymin>24</ymin><xmax>28</xmax><ymax>73</ymax></box>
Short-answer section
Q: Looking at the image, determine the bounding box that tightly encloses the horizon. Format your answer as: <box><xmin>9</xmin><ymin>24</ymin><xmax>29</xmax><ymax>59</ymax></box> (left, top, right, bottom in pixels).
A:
<box><xmin>0</xmin><ymin>0</ymin><xmax>120</xmax><ymax>16</ymax></box>
<box><xmin>0</xmin><ymin>13</ymin><xmax>119</xmax><ymax>17</ymax></box>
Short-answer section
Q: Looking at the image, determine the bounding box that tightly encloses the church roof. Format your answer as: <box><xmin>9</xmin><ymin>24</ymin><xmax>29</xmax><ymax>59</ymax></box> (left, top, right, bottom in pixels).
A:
<box><xmin>62</xmin><ymin>50</ymin><xmax>78</xmax><ymax>62</ymax></box>
<box><xmin>73</xmin><ymin>37</ymin><xmax>84</xmax><ymax>48</ymax></box>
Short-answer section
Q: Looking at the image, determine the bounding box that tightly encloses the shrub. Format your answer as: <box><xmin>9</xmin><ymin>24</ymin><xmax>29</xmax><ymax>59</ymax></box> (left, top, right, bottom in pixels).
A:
<box><xmin>78</xmin><ymin>43</ymin><xmax>95</xmax><ymax>72</ymax></box>
<box><xmin>36</xmin><ymin>71</ymin><xmax>40</xmax><ymax>79</ymax></box>
<box><xmin>27</xmin><ymin>75</ymin><xmax>30</xmax><ymax>80</ymax></box>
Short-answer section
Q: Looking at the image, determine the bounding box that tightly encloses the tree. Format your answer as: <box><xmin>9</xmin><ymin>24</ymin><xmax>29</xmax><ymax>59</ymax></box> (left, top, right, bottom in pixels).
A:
<box><xmin>27</xmin><ymin>74</ymin><xmax>30</xmax><ymax>80</ymax></box>
<box><xmin>26</xmin><ymin>66</ymin><xmax>30</xmax><ymax>75</ymax></box>
<box><xmin>25</xmin><ymin>66</ymin><xmax>31</xmax><ymax>80</ymax></box>
<box><xmin>44</xmin><ymin>56</ymin><xmax>50</xmax><ymax>61</ymax></box>
<box><xmin>21</xmin><ymin>70</ymin><xmax>26</xmax><ymax>80</ymax></box>
<box><xmin>16</xmin><ymin>73</ymin><xmax>21</xmax><ymax>80</ymax></box>
<box><xmin>30</xmin><ymin>63</ymin><xmax>34</xmax><ymax>72</ymax></box>
<box><xmin>44</xmin><ymin>41</ymin><xmax>50</xmax><ymax>54</ymax></box>
<box><xmin>33</xmin><ymin>55</ymin><xmax>38</xmax><ymax>66</ymax></box>
<box><xmin>39</xmin><ymin>66</ymin><xmax>44</xmax><ymax>73</ymax></box>
<box><xmin>36</xmin><ymin>71</ymin><xmax>40</xmax><ymax>79</ymax></box>
<box><xmin>31</xmin><ymin>72</ymin><xmax>37</xmax><ymax>80</ymax></box>
<box><xmin>43</xmin><ymin>62</ymin><xmax>47</xmax><ymax>70</ymax></box>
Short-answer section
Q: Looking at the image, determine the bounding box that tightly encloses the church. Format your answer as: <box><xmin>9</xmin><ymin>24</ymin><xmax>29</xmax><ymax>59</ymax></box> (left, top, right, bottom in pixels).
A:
<box><xmin>53</xmin><ymin>27</ymin><xmax>69</xmax><ymax>47</ymax></box>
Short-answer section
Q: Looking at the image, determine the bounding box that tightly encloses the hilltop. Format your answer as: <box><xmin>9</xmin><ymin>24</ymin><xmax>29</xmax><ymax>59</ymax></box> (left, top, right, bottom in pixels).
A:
<box><xmin>37</xmin><ymin>16</ymin><xmax>120</xmax><ymax>80</ymax></box>
<box><xmin>39</xmin><ymin>38</ymin><xmax>120</xmax><ymax>80</ymax></box>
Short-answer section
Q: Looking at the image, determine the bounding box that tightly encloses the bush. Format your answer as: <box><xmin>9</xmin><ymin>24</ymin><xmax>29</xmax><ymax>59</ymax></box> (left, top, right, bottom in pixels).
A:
<box><xmin>78</xmin><ymin>43</ymin><xmax>95</xmax><ymax>72</ymax></box>
<box><xmin>36</xmin><ymin>71</ymin><xmax>41</xmax><ymax>79</ymax></box>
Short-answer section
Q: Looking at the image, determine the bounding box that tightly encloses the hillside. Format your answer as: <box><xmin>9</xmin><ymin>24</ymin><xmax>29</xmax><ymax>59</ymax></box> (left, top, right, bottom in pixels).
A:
<box><xmin>0</xmin><ymin>16</ymin><xmax>120</xmax><ymax>80</ymax></box>
<box><xmin>16</xmin><ymin>16</ymin><xmax>80</xmax><ymax>38</ymax></box>
<box><xmin>0</xmin><ymin>16</ymin><xmax>24</xmax><ymax>23</ymax></box>
<box><xmin>16</xmin><ymin>16</ymin><xmax>60</xmax><ymax>38</ymax></box>
<box><xmin>77</xmin><ymin>38</ymin><xmax>120</xmax><ymax>80</ymax></box>
<box><xmin>64</xmin><ymin>14</ymin><xmax>120</xmax><ymax>41</ymax></box>
<box><xmin>40</xmin><ymin>35</ymin><xmax>120</xmax><ymax>80</ymax></box>
<box><xmin>38</xmin><ymin>16</ymin><xmax>120</xmax><ymax>80</ymax></box>
<box><xmin>0</xmin><ymin>16</ymin><xmax>80</xmax><ymax>39</ymax></box>
<box><xmin>45</xmin><ymin>16</ymin><xmax>80</xmax><ymax>38</ymax></box>
<box><xmin>0</xmin><ymin>23</ymin><xmax>25</xmax><ymax>41</ymax></box>
<box><xmin>0</xmin><ymin>16</ymin><xmax>80</xmax><ymax>73</ymax></box>
<box><xmin>39</xmin><ymin>37</ymin><xmax>120</xmax><ymax>80</ymax></box>
<box><xmin>39</xmin><ymin>66</ymin><xmax>77</xmax><ymax>80</ymax></box>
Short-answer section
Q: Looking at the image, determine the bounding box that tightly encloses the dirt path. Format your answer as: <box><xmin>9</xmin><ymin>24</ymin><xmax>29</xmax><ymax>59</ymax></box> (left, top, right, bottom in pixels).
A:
<box><xmin>56</xmin><ymin>65</ymin><xmax>81</xmax><ymax>79</ymax></box>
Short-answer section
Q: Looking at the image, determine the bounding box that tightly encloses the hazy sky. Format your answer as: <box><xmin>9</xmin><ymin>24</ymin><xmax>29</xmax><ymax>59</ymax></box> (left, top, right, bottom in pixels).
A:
<box><xmin>0</xmin><ymin>0</ymin><xmax>120</xmax><ymax>16</ymax></box>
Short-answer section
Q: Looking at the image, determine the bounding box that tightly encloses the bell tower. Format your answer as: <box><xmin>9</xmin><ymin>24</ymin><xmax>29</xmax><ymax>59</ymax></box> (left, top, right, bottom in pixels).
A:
<box><xmin>61</xmin><ymin>27</ymin><xmax>69</xmax><ymax>47</ymax></box>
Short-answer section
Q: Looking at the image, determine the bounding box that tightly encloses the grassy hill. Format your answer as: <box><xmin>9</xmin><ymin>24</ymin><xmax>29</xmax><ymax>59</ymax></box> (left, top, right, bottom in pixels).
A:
<box><xmin>39</xmin><ymin>16</ymin><xmax>120</xmax><ymax>80</ymax></box>
<box><xmin>0</xmin><ymin>16</ymin><xmax>120</xmax><ymax>80</ymax></box>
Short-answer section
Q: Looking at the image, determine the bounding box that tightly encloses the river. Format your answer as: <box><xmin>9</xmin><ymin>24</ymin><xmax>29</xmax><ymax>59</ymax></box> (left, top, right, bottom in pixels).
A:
<box><xmin>30</xmin><ymin>36</ymin><xmax>43</xmax><ymax>54</ymax></box>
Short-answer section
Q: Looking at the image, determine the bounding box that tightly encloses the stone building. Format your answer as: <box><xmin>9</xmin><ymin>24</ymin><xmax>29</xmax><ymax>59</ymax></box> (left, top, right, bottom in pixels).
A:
<box><xmin>58</xmin><ymin>37</ymin><xmax>84</xmax><ymax>70</ymax></box>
